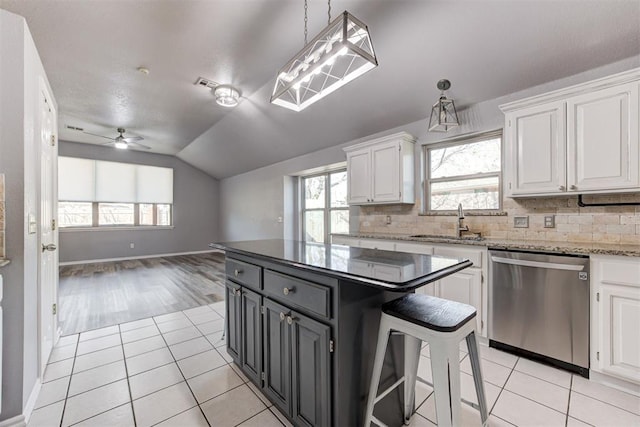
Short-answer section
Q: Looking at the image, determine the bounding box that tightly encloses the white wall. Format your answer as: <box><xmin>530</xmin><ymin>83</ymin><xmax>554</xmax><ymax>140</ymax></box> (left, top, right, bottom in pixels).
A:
<box><xmin>0</xmin><ymin>9</ymin><xmax>57</xmax><ymax>422</ymax></box>
<box><xmin>58</xmin><ymin>142</ymin><xmax>220</xmax><ymax>263</ymax></box>
<box><xmin>218</xmin><ymin>55</ymin><xmax>640</xmax><ymax>242</ymax></box>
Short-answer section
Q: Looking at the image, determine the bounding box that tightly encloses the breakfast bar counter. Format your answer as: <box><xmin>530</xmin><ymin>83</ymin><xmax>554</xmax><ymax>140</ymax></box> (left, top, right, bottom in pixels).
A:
<box><xmin>210</xmin><ymin>239</ymin><xmax>471</xmax><ymax>427</ymax></box>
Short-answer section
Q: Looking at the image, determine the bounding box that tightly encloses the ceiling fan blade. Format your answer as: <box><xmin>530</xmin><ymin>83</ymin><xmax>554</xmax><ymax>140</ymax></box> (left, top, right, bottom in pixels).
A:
<box><xmin>127</xmin><ymin>140</ymin><xmax>151</xmax><ymax>149</ymax></box>
<box><xmin>123</xmin><ymin>136</ymin><xmax>144</xmax><ymax>142</ymax></box>
<box><xmin>83</xmin><ymin>131</ymin><xmax>116</xmax><ymax>141</ymax></box>
<box><xmin>101</xmin><ymin>141</ymin><xmax>115</xmax><ymax>146</ymax></box>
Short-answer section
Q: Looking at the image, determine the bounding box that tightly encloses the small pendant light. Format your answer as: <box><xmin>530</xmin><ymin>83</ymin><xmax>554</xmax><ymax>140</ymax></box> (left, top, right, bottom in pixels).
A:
<box><xmin>428</xmin><ymin>79</ymin><xmax>459</xmax><ymax>132</ymax></box>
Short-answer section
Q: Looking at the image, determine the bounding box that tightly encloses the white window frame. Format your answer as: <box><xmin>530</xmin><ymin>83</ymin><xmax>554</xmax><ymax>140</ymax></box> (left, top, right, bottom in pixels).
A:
<box><xmin>300</xmin><ymin>168</ymin><xmax>349</xmax><ymax>243</ymax></box>
<box><xmin>423</xmin><ymin>130</ymin><xmax>503</xmax><ymax>214</ymax></box>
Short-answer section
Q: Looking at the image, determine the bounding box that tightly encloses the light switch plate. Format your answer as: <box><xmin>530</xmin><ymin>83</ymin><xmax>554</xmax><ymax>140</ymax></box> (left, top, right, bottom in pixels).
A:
<box><xmin>514</xmin><ymin>216</ymin><xmax>529</xmax><ymax>228</ymax></box>
<box><xmin>544</xmin><ymin>215</ymin><xmax>555</xmax><ymax>228</ymax></box>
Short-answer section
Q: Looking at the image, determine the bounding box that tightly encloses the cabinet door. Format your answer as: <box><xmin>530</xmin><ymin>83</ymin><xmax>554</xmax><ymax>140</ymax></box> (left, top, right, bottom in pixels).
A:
<box><xmin>346</xmin><ymin>149</ymin><xmax>371</xmax><ymax>204</ymax></box>
<box><xmin>371</xmin><ymin>141</ymin><xmax>401</xmax><ymax>202</ymax></box>
<box><xmin>567</xmin><ymin>83</ymin><xmax>639</xmax><ymax>192</ymax></box>
<box><xmin>225</xmin><ymin>281</ymin><xmax>242</xmax><ymax>363</ymax></box>
<box><xmin>600</xmin><ymin>284</ymin><xmax>640</xmax><ymax>383</ymax></box>
<box><xmin>262</xmin><ymin>298</ymin><xmax>292</xmax><ymax>416</ymax></box>
<box><xmin>436</xmin><ymin>269</ymin><xmax>483</xmax><ymax>333</ymax></box>
<box><xmin>507</xmin><ymin>101</ymin><xmax>566</xmax><ymax>195</ymax></box>
<box><xmin>241</xmin><ymin>288</ymin><xmax>262</xmax><ymax>384</ymax></box>
<box><xmin>291</xmin><ymin>312</ymin><xmax>331</xmax><ymax>427</ymax></box>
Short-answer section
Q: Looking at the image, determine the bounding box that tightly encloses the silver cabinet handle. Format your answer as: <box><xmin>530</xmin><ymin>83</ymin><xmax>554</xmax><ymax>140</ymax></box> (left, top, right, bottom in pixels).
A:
<box><xmin>279</xmin><ymin>312</ymin><xmax>286</xmax><ymax>321</ymax></box>
<box><xmin>234</xmin><ymin>269</ymin><xmax>242</xmax><ymax>277</ymax></box>
<box><xmin>491</xmin><ymin>256</ymin><xmax>585</xmax><ymax>271</ymax></box>
<box><xmin>286</xmin><ymin>315</ymin><xmax>297</xmax><ymax>325</ymax></box>
<box><xmin>570</xmin><ymin>185</ymin><xmax>577</xmax><ymax>190</ymax></box>
<box><xmin>231</xmin><ymin>288</ymin><xmax>241</xmax><ymax>296</ymax></box>
<box><xmin>42</xmin><ymin>243</ymin><xmax>57</xmax><ymax>252</ymax></box>
<box><xmin>283</xmin><ymin>287</ymin><xmax>294</xmax><ymax>296</ymax></box>
<box><xmin>558</xmin><ymin>185</ymin><xmax>565</xmax><ymax>191</ymax></box>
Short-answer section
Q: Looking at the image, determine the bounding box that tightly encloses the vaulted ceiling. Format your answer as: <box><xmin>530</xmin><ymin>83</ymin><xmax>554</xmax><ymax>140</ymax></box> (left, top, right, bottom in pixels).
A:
<box><xmin>2</xmin><ymin>0</ymin><xmax>639</xmax><ymax>178</ymax></box>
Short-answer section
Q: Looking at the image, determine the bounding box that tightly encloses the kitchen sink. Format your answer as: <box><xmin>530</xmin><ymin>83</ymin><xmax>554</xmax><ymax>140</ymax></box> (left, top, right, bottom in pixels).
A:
<box><xmin>408</xmin><ymin>234</ymin><xmax>484</xmax><ymax>241</ymax></box>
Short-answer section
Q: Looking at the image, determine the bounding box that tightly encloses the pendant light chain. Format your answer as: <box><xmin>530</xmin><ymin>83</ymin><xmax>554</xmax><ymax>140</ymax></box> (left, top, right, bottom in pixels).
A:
<box><xmin>304</xmin><ymin>0</ymin><xmax>308</xmax><ymax>45</ymax></box>
<box><xmin>327</xmin><ymin>0</ymin><xmax>331</xmax><ymax>24</ymax></box>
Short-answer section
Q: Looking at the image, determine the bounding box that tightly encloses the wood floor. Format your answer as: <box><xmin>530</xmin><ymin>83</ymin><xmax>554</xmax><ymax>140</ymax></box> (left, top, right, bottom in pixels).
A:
<box><xmin>58</xmin><ymin>252</ymin><xmax>226</xmax><ymax>335</ymax></box>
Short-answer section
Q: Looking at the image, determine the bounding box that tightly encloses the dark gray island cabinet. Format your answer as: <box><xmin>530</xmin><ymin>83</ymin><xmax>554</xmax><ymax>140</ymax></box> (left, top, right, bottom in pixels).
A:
<box><xmin>210</xmin><ymin>239</ymin><xmax>472</xmax><ymax>427</ymax></box>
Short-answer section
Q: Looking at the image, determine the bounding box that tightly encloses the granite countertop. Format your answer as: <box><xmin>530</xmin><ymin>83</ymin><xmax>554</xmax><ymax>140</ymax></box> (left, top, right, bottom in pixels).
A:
<box><xmin>210</xmin><ymin>239</ymin><xmax>472</xmax><ymax>291</ymax></box>
<box><xmin>334</xmin><ymin>233</ymin><xmax>640</xmax><ymax>257</ymax></box>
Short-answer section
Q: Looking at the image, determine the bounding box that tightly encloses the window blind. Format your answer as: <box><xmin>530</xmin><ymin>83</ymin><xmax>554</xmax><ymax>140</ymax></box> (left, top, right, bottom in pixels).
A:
<box><xmin>58</xmin><ymin>157</ymin><xmax>173</xmax><ymax>204</ymax></box>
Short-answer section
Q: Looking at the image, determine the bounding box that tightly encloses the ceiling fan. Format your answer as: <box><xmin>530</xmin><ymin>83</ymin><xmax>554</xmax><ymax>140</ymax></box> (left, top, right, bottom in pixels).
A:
<box><xmin>83</xmin><ymin>127</ymin><xmax>150</xmax><ymax>150</ymax></box>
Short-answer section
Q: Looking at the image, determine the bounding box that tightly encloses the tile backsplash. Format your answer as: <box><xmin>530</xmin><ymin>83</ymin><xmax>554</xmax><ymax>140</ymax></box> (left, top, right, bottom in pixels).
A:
<box><xmin>359</xmin><ymin>193</ymin><xmax>640</xmax><ymax>245</ymax></box>
<box><xmin>0</xmin><ymin>173</ymin><xmax>4</xmax><ymax>257</ymax></box>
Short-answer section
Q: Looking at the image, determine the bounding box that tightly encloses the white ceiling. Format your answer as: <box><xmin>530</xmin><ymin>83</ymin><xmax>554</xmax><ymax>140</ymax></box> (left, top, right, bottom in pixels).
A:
<box><xmin>2</xmin><ymin>0</ymin><xmax>639</xmax><ymax>178</ymax></box>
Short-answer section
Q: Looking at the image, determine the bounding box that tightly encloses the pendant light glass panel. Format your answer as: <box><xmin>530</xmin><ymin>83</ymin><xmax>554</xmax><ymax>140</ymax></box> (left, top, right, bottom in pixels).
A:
<box><xmin>428</xmin><ymin>96</ymin><xmax>459</xmax><ymax>132</ymax></box>
<box><xmin>271</xmin><ymin>11</ymin><xmax>377</xmax><ymax>112</ymax></box>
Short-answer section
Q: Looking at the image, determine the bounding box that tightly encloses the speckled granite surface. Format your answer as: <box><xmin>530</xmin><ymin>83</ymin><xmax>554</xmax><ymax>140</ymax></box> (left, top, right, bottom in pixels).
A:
<box><xmin>334</xmin><ymin>233</ymin><xmax>640</xmax><ymax>257</ymax></box>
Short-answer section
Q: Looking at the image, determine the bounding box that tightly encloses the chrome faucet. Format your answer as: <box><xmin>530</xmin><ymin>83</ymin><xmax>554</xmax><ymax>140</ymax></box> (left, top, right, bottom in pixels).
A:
<box><xmin>456</xmin><ymin>203</ymin><xmax>469</xmax><ymax>238</ymax></box>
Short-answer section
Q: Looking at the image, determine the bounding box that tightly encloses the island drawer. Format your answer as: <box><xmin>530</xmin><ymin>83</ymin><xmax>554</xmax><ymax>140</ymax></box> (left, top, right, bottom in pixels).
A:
<box><xmin>263</xmin><ymin>270</ymin><xmax>331</xmax><ymax>319</ymax></box>
<box><xmin>226</xmin><ymin>258</ymin><xmax>262</xmax><ymax>290</ymax></box>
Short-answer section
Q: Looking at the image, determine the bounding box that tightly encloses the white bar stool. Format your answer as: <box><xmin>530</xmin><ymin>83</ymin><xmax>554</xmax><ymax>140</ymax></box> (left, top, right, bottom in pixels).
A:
<box><xmin>363</xmin><ymin>294</ymin><xmax>488</xmax><ymax>427</ymax></box>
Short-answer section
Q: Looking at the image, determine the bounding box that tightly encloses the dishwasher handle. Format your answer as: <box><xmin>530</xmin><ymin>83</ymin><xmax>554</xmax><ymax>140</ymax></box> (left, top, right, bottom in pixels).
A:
<box><xmin>490</xmin><ymin>256</ymin><xmax>585</xmax><ymax>271</ymax></box>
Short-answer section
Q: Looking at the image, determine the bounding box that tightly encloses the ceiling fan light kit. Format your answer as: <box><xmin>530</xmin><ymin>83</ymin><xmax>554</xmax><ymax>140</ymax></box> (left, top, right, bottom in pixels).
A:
<box><xmin>270</xmin><ymin>2</ymin><xmax>377</xmax><ymax>112</ymax></box>
<box><xmin>428</xmin><ymin>79</ymin><xmax>460</xmax><ymax>132</ymax></box>
<box><xmin>114</xmin><ymin>141</ymin><xmax>128</xmax><ymax>149</ymax></box>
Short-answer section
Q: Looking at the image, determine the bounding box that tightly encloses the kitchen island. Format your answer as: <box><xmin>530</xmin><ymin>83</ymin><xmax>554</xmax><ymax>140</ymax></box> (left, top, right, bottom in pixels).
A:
<box><xmin>209</xmin><ymin>239</ymin><xmax>472</xmax><ymax>427</ymax></box>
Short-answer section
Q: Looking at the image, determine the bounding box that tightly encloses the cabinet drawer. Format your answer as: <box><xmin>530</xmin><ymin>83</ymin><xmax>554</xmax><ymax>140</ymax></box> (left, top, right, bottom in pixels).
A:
<box><xmin>434</xmin><ymin>247</ymin><xmax>483</xmax><ymax>267</ymax></box>
<box><xmin>597</xmin><ymin>257</ymin><xmax>640</xmax><ymax>287</ymax></box>
<box><xmin>226</xmin><ymin>259</ymin><xmax>262</xmax><ymax>290</ymax></box>
<box><xmin>263</xmin><ymin>270</ymin><xmax>331</xmax><ymax>319</ymax></box>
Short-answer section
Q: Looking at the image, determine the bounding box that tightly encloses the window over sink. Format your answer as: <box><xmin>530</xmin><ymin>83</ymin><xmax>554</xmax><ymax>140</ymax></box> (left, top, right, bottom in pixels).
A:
<box><xmin>423</xmin><ymin>130</ymin><xmax>502</xmax><ymax>213</ymax></box>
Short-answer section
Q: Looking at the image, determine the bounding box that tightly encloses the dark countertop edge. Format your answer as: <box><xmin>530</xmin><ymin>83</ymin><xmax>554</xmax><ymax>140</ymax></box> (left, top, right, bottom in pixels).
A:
<box><xmin>0</xmin><ymin>259</ymin><xmax>10</xmax><ymax>268</ymax></box>
<box><xmin>334</xmin><ymin>233</ymin><xmax>640</xmax><ymax>257</ymax></box>
<box><xmin>209</xmin><ymin>243</ymin><xmax>473</xmax><ymax>292</ymax></box>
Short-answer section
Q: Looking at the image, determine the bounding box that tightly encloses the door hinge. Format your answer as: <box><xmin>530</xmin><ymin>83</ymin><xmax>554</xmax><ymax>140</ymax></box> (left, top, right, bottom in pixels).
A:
<box><xmin>399</xmin><ymin>191</ymin><xmax>401</xmax><ymax>197</ymax></box>
<box><xmin>260</xmin><ymin>306</ymin><xmax>265</xmax><ymax>314</ymax></box>
<box><xmin>52</xmin><ymin>303</ymin><xmax>57</xmax><ymax>315</ymax></box>
<box><xmin>508</xmin><ymin>182</ymin><xmax>512</xmax><ymax>190</ymax></box>
<box><xmin>398</xmin><ymin>145</ymin><xmax>401</xmax><ymax>151</ymax></box>
<box><xmin>51</xmin><ymin>219</ymin><xmax>56</xmax><ymax>230</ymax></box>
<box><xmin>50</xmin><ymin>135</ymin><xmax>56</xmax><ymax>146</ymax></box>
<box><xmin>596</xmin><ymin>292</ymin><xmax>600</xmax><ymax>302</ymax></box>
<box><xmin>261</xmin><ymin>372</ymin><xmax>265</xmax><ymax>380</ymax></box>
<box><xmin>596</xmin><ymin>351</ymin><xmax>600</xmax><ymax>361</ymax></box>
<box><xmin>481</xmin><ymin>320</ymin><xmax>484</xmax><ymax>330</ymax></box>
<box><xmin>329</xmin><ymin>339</ymin><xmax>334</xmax><ymax>353</ymax></box>
<box><xmin>508</xmin><ymin>119</ymin><xmax>511</xmax><ymax>127</ymax></box>
<box><xmin>481</xmin><ymin>273</ymin><xmax>484</xmax><ymax>284</ymax></box>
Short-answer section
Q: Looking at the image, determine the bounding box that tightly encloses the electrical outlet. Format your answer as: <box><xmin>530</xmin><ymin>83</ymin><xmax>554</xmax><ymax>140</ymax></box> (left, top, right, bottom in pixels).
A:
<box><xmin>130</xmin><ymin>243</ymin><xmax>135</xmax><ymax>249</ymax></box>
<box><xmin>544</xmin><ymin>215</ymin><xmax>555</xmax><ymax>228</ymax></box>
<box><xmin>514</xmin><ymin>216</ymin><xmax>529</xmax><ymax>228</ymax></box>
<box><xmin>386</xmin><ymin>215</ymin><xmax>391</xmax><ymax>225</ymax></box>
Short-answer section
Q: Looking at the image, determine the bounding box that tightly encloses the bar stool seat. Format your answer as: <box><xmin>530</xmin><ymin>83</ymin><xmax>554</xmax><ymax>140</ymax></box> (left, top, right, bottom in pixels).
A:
<box><xmin>364</xmin><ymin>293</ymin><xmax>488</xmax><ymax>427</ymax></box>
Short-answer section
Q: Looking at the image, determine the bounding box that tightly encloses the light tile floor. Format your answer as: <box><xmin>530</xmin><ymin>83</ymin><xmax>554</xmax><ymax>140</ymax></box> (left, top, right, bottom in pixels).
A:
<box><xmin>29</xmin><ymin>302</ymin><xmax>640</xmax><ymax>427</ymax></box>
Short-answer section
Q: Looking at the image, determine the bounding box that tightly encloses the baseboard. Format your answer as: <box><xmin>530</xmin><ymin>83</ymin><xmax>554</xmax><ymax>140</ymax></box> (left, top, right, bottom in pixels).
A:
<box><xmin>589</xmin><ymin>370</ymin><xmax>640</xmax><ymax>397</ymax></box>
<box><xmin>59</xmin><ymin>249</ymin><xmax>222</xmax><ymax>266</ymax></box>
<box><xmin>22</xmin><ymin>378</ymin><xmax>41</xmax><ymax>424</ymax></box>
<box><xmin>0</xmin><ymin>415</ymin><xmax>26</xmax><ymax>427</ymax></box>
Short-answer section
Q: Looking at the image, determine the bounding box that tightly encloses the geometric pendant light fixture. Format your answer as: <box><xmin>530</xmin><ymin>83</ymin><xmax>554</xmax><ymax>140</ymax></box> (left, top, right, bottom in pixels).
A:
<box><xmin>428</xmin><ymin>79</ymin><xmax>460</xmax><ymax>132</ymax></box>
<box><xmin>270</xmin><ymin>0</ymin><xmax>378</xmax><ymax>112</ymax></box>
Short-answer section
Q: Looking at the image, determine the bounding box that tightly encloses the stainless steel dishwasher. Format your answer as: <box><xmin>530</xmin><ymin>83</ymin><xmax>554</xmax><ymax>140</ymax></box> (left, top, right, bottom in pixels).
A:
<box><xmin>489</xmin><ymin>249</ymin><xmax>590</xmax><ymax>377</ymax></box>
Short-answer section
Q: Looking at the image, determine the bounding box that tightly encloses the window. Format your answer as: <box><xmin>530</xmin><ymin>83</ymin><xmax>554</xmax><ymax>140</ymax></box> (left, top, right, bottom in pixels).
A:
<box><xmin>424</xmin><ymin>131</ymin><xmax>502</xmax><ymax>212</ymax></box>
<box><xmin>58</xmin><ymin>157</ymin><xmax>173</xmax><ymax>228</ymax></box>
<box><xmin>301</xmin><ymin>170</ymin><xmax>348</xmax><ymax>243</ymax></box>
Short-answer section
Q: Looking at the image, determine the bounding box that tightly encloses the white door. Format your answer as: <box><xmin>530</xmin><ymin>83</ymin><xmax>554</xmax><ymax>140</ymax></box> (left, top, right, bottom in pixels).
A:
<box><xmin>39</xmin><ymin>86</ymin><xmax>58</xmax><ymax>374</ymax></box>
<box><xmin>371</xmin><ymin>141</ymin><xmax>400</xmax><ymax>203</ymax></box>
<box><xmin>567</xmin><ymin>83</ymin><xmax>639</xmax><ymax>192</ymax></box>
<box><xmin>346</xmin><ymin>149</ymin><xmax>371</xmax><ymax>204</ymax></box>
<box><xmin>507</xmin><ymin>101</ymin><xmax>566</xmax><ymax>195</ymax></box>
<box><xmin>601</xmin><ymin>284</ymin><xmax>640</xmax><ymax>383</ymax></box>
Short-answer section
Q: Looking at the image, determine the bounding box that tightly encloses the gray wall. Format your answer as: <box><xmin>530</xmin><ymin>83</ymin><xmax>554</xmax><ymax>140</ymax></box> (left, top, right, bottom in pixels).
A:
<box><xmin>218</xmin><ymin>55</ymin><xmax>640</xmax><ymax>242</ymax></box>
<box><xmin>0</xmin><ymin>9</ymin><xmax>56</xmax><ymax>421</ymax></box>
<box><xmin>58</xmin><ymin>141</ymin><xmax>220</xmax><ymax>263</ymax></box>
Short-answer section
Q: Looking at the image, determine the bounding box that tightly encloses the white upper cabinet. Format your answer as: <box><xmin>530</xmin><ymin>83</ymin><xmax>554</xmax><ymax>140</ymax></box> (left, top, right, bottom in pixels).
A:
<box><xmin>567</xmin><ymin>83</ymin><xmax>639</xmax><ymax>192</ymax></box>
<box><xmin>344</xmin><ymin>132</ymin><xmax>415</xmax><ymax>205</ymax></box>
<box><xmin>502</xmin><ymin>69</ymin><xmax>640</xmax><ymax>197</ymax></box>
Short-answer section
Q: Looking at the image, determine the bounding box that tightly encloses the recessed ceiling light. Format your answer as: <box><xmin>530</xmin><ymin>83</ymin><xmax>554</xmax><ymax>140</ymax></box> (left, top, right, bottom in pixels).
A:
<box><xmin>137</xmin><ymin>67</ymin><xmax>150</xmax><ymax>75</ymax></box>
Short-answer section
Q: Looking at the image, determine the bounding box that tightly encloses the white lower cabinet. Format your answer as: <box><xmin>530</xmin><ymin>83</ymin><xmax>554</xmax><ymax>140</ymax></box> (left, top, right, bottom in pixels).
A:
<box><xmin>591</xmin><ymin>255</ymin><xmax>640</xmax><ymax>384</ymax></box>
<box><xmin>433</xmin><ymin>268</ymin><xmax>483</xmax><ymax>335</ymax></box>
